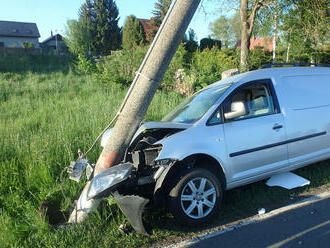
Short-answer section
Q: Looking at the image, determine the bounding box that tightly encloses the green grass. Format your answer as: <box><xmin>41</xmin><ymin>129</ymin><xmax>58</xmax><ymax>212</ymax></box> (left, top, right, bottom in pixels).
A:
<box><xmin>0</xmin><ymin>67</ymin><xmax>183</xmax><ymax>247</ymax></box>
<box><xmin>1</xmin><ymin>57</ymin><xmax>330</xmax><ymax>248</ymax></box>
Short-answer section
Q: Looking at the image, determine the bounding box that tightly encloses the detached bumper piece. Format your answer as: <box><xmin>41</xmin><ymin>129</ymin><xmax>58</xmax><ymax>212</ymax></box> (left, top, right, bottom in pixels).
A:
<box><xmin>113</xmin><ymin>192</ymin><xmax>150</xmax><ymax>235</ymax></box>
<box><xmin>68</xmin><ymin>157</ymin><xmax>90</xmax><ymax>182</ymax></box>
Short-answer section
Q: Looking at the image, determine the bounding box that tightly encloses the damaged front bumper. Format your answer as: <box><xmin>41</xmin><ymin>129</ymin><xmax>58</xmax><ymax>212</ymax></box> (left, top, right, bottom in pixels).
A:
<box><xmin>68</xmin><ymin>161</ymin><xmax>152</xmax><ymax>235</ymax></box>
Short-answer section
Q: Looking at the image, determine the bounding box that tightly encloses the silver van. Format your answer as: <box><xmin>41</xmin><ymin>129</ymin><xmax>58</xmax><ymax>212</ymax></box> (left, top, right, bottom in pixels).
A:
<box><xmin>73</xmin><ymin>66</ymin><xmax>330</xmax><ymax>233</ymax></box>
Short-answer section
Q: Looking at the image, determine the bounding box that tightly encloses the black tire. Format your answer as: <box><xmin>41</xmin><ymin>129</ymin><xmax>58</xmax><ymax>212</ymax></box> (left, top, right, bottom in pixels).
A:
<box><xmin>168</xmin><ymin>168</ymin><xmax>223</xmax><ymax>225</ymax></box>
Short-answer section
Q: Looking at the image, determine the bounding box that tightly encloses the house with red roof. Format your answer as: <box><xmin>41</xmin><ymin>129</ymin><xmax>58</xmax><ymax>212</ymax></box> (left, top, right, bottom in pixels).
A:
<box><xmin>235</xmin><ymin>37</ymin><xmax>277</xmax><ymax>51</ymax></box>
<box><xmin>137</xmin><ymin>18</ymin><xmax>157</xmax><ymax>41</ymax></box>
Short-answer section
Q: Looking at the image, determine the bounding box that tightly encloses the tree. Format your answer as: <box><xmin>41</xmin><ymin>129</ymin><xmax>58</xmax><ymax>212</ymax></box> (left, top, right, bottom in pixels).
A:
<box><xmin>209</xmin><ymin>16</ymin><xmax>234</xmax><ymax>48</ymax></box>
<box><xmin>151</xmin><ymin>0</ymin><xmax>172</xmax><ymax>27</ymax></box>
<box><xmin>210</xmin><ymin>12</ymin><xmax>242</xmax><ymax>48</ymax></box>
<box><xmin>239</xmin><ymin>0</ymin><xmax>267</xmax><ymax>72</ymax></box>
<box><xmin>65</xmin><ymin>19</ymin><xmax>92</xmax><ymax>55</ymax></box>
<box><xmin>228</xmin><ymin>12</ymin><xmax>241</xmax><ymax>44</ymax></box>
<box><xmin>122</xmin><ymin>15</ymin><xmax>146</xmax><ymax>49</ymax></box>
<box><xmin>183</xmin><ymin>28</ymin><xmax>198</xmax><ymax>52</ymax></box>
<box><xmin>214</xmin><ymin>0</ymin><xmax>271</xmax><ymax>71</ymax></box>
<box><xmin>149</xmin><ymin>0</ymin><xmax>171</xmax><ymax>40</ymax></box>
<box><xmin>93</xmin><ymin>0</ymin><xmax>121</xmax><ymax>53</ymax></box>
<box><xmin>200</xmin><ymin>38</ymin><xmax>222</xmax><ymax>51</ymax></box>
<box><xmin>77</xmin><ymin>0</ymin><xmax>121</xmax><ymax>54</ymax></box>
<box><xmin>281</xmin><ymin>0</ymin><xmax>329</xmax><ymax>63</ymax></box>
<box><xmin>78</xmin><ymin>0</ymin><xmax>95</xmax><ymax>55</ymax></box>
<box><xmin>79</xmin><ymin>0</ymin><xmax>94</xmax><ymax>26</ymax></box>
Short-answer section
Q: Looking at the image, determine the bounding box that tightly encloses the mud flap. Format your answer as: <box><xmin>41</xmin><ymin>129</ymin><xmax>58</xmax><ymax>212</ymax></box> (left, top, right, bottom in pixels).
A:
<box><xmin>113</xmin><ymin>192</ymin><xmax>150</xmax><ymax>235</ymax></box>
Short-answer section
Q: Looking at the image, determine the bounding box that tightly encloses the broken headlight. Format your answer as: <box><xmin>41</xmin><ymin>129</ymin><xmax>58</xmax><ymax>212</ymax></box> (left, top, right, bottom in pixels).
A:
<box><xmin>87</xmin><ymin>163</ymin><xmax>133</xmax><ymax>199</ymax></box>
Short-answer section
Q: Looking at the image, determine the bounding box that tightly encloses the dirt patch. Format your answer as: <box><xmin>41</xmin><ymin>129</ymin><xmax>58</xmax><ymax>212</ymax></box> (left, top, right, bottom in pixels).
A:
<box><xmin>39</xmin><ymin>200</ymin><xmax>68</xmax><ymax>226</ymax></box>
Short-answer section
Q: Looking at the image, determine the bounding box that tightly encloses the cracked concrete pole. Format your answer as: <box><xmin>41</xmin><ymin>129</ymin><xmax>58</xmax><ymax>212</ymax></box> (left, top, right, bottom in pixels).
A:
<box><xmin>94</xmin><ymin>0</ymin><xmax>201</xmax><ymax>174</ymax></box>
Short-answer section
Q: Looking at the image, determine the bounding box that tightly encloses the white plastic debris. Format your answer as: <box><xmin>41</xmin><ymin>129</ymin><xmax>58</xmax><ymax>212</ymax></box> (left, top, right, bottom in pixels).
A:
<box><xmin>266</xmin><ymin>172</ymin><xmax>310</xmax><ymax>190</ymax></box>
<box><xmin>100</xmin><ymin>129</ymin><xmax>112</xmax><ymax>148</ymax></box>
<box><xmin>258</xmin><ymin>208</ymin><xmax>266</xmax><ymax>215</ymax></box>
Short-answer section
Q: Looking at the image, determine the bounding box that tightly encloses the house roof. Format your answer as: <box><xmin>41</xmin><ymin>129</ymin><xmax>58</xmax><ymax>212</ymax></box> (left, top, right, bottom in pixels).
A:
<box><xmin>235</xmin><ymin>37</ymin><xmax>277</xmax><ymax>51</ymax></box>
<box><xmin>0</xmin><ymin>21</ymin><xmax>40</xmax><ymax>38</ymax></box>
<box><xmin>41</xmin><ymin>34</ymin><xmax>64</xmax><ymax>44</ymax></box>
<box><xmin>137</xmin><ymin>18</ymin><xmax>157</xmax><ymax>39</ymax></box>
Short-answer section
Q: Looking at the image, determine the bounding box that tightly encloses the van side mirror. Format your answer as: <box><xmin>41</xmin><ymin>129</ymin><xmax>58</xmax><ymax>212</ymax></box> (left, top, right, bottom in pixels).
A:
<box><xmin>224</xmin><ymin>101</ymin><xmax>246</xmax><ymax>120</ymax></box>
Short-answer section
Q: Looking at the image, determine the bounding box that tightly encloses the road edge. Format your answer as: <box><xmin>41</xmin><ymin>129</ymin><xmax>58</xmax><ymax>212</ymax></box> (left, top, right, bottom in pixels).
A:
<box><xmin>164</xmin><ymin>190</ymin><xmax>330</xmax><ymax>248</ymax></box>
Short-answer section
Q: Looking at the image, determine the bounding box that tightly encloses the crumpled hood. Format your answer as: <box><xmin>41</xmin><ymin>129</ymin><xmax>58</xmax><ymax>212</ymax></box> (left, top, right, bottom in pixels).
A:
<box><xmin>101</xmin><ymin>121</ymin><xmax>192</xmax><ymax>148</ymax></box>
<box><xmin>130</xmin><ymin>121</ymin><xmax>192</xmax><ymax>145</ymax></box>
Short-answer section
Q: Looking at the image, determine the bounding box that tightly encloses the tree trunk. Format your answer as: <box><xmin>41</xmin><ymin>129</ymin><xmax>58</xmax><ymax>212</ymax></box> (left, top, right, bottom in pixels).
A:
<box><xmin>94</xmin><ymin>0</ymin><xmax>201</xmax><ymax>174</ymax></box>
<box><xmin>272</xmin><ymin>0</ymin><xmax>278</xmax><ymax>63</ymax></box>
<box><xmin>240</xmin><ymin>0</ymin><xmax>249</xmax><ymax>72</ymax></box>
<box><xmin>286</xmin><ymin>43</ymin><xmax>291</xmax><ymax>62</ymax></box>
<box><xmin>240</xmin><ymin>0</ymin><xmax>262</xmax><ymax>72</ymax></box>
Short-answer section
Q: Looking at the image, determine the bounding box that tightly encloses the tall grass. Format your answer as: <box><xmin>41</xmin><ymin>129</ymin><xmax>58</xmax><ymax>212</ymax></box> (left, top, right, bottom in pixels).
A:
<box><xmin>0</xmin><ymin>67</ymin><xmax>183</xmax><ymax>247</ymax></box>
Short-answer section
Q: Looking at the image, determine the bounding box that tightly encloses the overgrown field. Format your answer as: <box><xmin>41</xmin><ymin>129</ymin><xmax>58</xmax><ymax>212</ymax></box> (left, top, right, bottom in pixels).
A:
<box><xmin>1</xmin><ymin>56</ymin><xmax>330</xmax><ymax>248</ymax></box>
<box><xmin>0</xmin><ymin>64</ymin><xmax>183</xmax><ymax>247</ymax></box>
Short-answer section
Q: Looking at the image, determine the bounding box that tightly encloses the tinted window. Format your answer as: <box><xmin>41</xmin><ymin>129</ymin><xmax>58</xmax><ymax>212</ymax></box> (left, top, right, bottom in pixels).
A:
<box><xmin>224</xmin><ymin>82</ymin><xmax>275</xmax><ymax>121</ymax></box>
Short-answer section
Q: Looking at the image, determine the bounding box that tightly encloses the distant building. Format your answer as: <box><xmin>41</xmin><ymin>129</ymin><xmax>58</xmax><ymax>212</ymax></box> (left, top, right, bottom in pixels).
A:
<box><xmin>235</xmin><ymin>37</ymin><xmax>276</xmax><ymax>52</ymax></box>
<box><xmin>40</xmin><ymin>33</ymin><xmax>68</xmax><ymax>54</ymax></box>
<box><xmin>137</xmin><ymin>18</ymin><xmax>157</xmax><ymax>41</ymax></box>
<box><xmin>0</xmin><ymin>20</ymin><xmax>40</xmax><ymax>48</ymax></box>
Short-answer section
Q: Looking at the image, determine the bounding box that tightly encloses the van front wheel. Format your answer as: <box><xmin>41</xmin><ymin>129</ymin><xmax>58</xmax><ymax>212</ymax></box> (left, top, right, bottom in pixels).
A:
<box><xmin>168</xmin><ymin>168</ymin><xmax>222</xmax><ymax>225</ymax></box>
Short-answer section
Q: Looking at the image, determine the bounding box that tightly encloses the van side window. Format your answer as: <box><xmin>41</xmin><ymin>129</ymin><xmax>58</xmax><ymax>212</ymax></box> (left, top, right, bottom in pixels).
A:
<box><xmin>208</xmin><ymin>108</ymin><xmax>222</xmax><ymax>125</ymax></box>
<box><xmin>224</xmin><ymin>82</ymin><xmax>276</xmax><ymax>121</ymax></box>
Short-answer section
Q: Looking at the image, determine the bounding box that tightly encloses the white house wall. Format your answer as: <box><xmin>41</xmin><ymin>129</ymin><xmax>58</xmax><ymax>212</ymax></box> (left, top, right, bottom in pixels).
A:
<box><xmin>0</xmin><ymin>37</ymin><xmax>40</xmax><ymax>48</ymax></box>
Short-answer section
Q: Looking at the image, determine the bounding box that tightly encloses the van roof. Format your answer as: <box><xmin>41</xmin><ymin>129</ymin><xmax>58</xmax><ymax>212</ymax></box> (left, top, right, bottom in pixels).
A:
<box><xmin>212</xmin><ymin>67</ymin><xmax>330</xmax><ymax>88</ymax></box>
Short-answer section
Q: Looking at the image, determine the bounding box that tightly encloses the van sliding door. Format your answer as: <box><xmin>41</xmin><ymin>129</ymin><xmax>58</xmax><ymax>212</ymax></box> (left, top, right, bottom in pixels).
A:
<box><xmin>223</xmin><ymin>79</ymin><xmax>288</xmax><ymax>182</ymax></box>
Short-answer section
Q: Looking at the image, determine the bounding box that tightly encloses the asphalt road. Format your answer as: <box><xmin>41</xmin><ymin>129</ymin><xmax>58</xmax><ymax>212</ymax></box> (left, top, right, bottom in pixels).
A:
<box><xmin>189</xmin><ymin>196</ymin><xmax>330</xmax><ymax>248</ymax></box>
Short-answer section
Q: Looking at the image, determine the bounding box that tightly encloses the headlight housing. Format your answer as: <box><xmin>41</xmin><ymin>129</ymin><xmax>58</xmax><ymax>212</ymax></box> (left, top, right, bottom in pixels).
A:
<box><xmin>87</xmin><ymin>163</ymin><xmax>133</xmax><ymax>199</ymax></box>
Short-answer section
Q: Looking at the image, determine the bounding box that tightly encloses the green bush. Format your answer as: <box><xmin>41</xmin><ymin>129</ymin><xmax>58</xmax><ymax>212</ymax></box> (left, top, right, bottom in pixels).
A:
<box><xmin>75</xmin><ymin>54</ymin><xmax>96</xmax><ymax>74</ymax></box>
<box><xmin>199</xmin><ymin>38</ymin><xmax>222</xmax><ymax>51</ymax></box>
<box><xmin>248</xmin><ymin>47</ymin><xmax>273</xmax><ymax>70</ymax></box>
<box><xmin>161</xmin><ymin>44</ymin><xmax>190</xmax><ymax>90</ymax></box>
<box><xmin>95</xmin><ymin>47</ymin><xmax>147</xmax><ymax>85</ymax></box>
<box><xmin>191</xmin><ymin>48</ymin><xmax>238</xmax><ymax>90</ymax></box>
<box><xmin>95</xmin><ymin>44</ymin><xmax>190</xmax><ymax>89</ymax></box>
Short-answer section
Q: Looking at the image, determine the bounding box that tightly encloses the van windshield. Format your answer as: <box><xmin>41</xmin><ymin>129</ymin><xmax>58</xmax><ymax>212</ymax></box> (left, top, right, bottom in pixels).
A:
<box><xmin>162</xmin><ymin>83</ymin><xmax>232</xmax><ymax>124</ymax></box>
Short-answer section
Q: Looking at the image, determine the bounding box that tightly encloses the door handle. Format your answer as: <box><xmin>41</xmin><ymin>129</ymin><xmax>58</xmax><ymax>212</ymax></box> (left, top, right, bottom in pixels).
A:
<box><xmin>273</xmin><ymin>124</ymin><xmax>283</xmax><ymax>130</ymax></box>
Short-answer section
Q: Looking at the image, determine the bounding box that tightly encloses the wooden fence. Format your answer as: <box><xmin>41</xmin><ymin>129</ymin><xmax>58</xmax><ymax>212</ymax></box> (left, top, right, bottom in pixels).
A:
<box><xmin>0</xmin><ymin>47</ymin><xmax>42</xmax><ymax>56</ymax></box>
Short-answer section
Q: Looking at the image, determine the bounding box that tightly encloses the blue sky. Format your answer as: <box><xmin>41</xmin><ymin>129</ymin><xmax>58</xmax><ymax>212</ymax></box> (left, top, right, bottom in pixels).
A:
<box><xmin>0</xmin><ymin>0</ymin><xmax>222</xmax><ymax>42</ymax></box>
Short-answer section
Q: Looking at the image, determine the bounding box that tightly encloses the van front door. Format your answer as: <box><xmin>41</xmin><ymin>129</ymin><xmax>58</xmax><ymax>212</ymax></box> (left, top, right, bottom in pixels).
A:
<box><xmin>223</xmin><ymin>79</ymin><xmax>288</xmax><ymax>182</ymax></box>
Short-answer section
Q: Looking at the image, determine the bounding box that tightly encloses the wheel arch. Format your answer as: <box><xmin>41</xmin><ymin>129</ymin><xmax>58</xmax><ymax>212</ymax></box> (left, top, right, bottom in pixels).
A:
<box><xmin>154</xmin><ymin>153</ymin><xmax>227</xmax><ymax>203</ymax></box>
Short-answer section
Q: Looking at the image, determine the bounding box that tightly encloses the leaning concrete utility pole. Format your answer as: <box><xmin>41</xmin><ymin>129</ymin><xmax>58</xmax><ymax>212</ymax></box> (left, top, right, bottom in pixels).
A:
<box><xmin>68</xmin><ymin>0</ymin><xmax>202</xmax><ymax>223</ymax></box>
<box><xmin>94</xmin><ymin>0</ymin><xmax>201</xmax><ymax>175</ymax></box>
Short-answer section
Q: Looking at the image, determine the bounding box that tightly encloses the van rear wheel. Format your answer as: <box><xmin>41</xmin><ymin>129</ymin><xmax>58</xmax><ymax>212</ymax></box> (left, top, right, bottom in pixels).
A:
<box><xmin>168</xmin><ymin>168</ymin><xmax>223</xmax><ymax>225</ymax></box>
